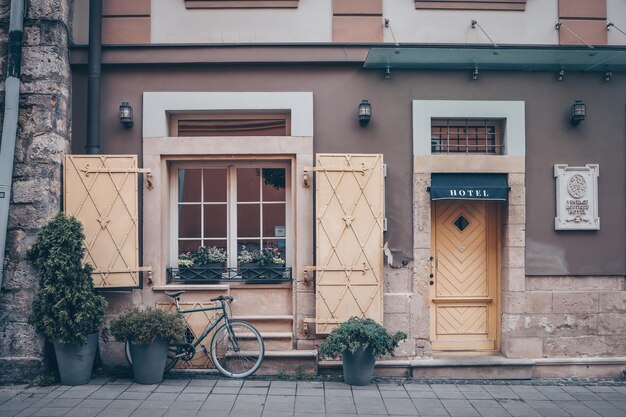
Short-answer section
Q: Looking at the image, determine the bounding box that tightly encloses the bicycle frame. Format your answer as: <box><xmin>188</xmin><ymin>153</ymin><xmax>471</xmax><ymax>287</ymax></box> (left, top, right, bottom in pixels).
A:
<box><xmin>172</xmin><ymin>297</ymin><xmax>239</xmax><ymax>354</ymax></box>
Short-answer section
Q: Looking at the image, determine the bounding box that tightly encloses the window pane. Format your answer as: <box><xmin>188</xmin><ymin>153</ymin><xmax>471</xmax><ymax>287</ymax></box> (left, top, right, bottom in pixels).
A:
<box><xmin>203</xmin><ymin>240</ymin><xmax>228</xmax><ymax>252</ymax></box>
<box><xmin>179</xmin><ymin>240</ymin><xmax>201</xmax><ymax>255</ymax></box>
<box><xmin>238</xmin><ymin>240</ymin><xmax>261</xmax><ymax>260</ymax></box>
<box><xmin>178</xmin><ymin>204</ymin><xmax>201</xmax><ymax>238</ymax></box>
<box><xmin>263</xmin><ymin>203</ymin><xmax>286</xmax><ymax>237</ymax></box>
<box><xmin>237</xmin><ymin>204</ymin><xmax>260</xmax><ymax>237</ymax></box>
<box><xmin>261</xmin><ymin>168</ymin><xmax>286</xmax><ymax>201</ymax></box>
<box><xmin>203</xmin><ymin>169</ymin><xmax>227</xmax><ymax>202</ymax></box>
<box><xmin>203</xmin><ymin>205</ymin><xmax>227</xmax><ymax>238</ymax></box>
<box><xmin>178</xmin><ymin>169</ymin><xmax>202</xmax><ymax>202</ymax></box>
<box><xmin>237</xmin><ymin>168</ymin><xmax>260</xmax><ymax>202</ymax></box>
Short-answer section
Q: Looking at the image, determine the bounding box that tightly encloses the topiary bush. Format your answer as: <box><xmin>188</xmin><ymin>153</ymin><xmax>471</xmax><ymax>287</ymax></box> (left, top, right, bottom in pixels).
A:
<box><xmin>29</xmin><ymin>213</ymin><xmax>108</xmax><ymax>345</ymax></box>
<box><xmin>109</xmin><ymin>308</ymin><xmax>186</xmax><ymax>345</ymax></box>
<box><xmin>319</xmin><ymin>316</ymin><xmax>407</xmax><ymax>358</ymax></box>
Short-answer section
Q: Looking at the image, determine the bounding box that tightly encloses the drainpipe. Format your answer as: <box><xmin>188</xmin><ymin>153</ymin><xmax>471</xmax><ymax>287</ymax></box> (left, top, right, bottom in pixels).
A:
<box><xmin>86</xmin><ymin>0</ymin><xmax>102</xmax><ymax>154</ymax></box>
<box><xmin>0</xmin><ymin>0</ymin><xmax>26</xmax><ymax>288</ymax></box>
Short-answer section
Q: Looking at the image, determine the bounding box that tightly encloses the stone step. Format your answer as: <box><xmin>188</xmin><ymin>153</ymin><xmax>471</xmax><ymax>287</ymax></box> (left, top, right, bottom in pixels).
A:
<box><xmin>410</xmin><ymin>356</ymin><xmax>534</xmax><ymax>379</ymax></box>
<box><xmin>168</xmin><ymin>349</ymin><xmax>318</xmax><ymax>377</ymax></box>
<box><xmin>259</xmin><ymin>332</ymin><xmax>294</xmax><ymax>350</ymax></box>
<box><xmin>257</xmin><ymin>350</ymin><xmax>318</xmax><ymax>376</ymax></box>
<box><xmin>319</xmin><ymin>356</ymin><xmax>535</xmax><ymax>379</ymax></box>
<box><xmin>232</xmin><ymin>315</ymin><xmax>293</xmax><ymax>333</ymax></box>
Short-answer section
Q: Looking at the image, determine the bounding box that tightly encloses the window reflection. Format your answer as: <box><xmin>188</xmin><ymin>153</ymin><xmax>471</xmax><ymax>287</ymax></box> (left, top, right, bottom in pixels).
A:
<box><xmin>237</xmin><ymin>204</ymin><xmax>261</xmax><ymax>237</ymax></box>
<box><xmin>237</xmin><ymin>168</ymin><xmax>260</xmax><ymax>202</ymax></box>
<box><xmin>178</xmin><ymin>169</ymin><xmax>202</xmax><ymax>202</ymax></box>
<box><xmin>178</xmin><ymin>205</ymin><xmax>201</xmax><ymax>238</ymax></box>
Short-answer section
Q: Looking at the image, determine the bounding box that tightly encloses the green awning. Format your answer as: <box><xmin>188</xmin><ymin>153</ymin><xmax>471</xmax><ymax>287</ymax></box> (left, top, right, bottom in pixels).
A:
<box><xmin>364</xmin><ymin>46</ymin><xmax>626</xmax><ymax>72</ymax></box>
<box><xmin>429</xmin><ymin>173</ymin><xmax>508</xmax><ymax>201</ymax></box>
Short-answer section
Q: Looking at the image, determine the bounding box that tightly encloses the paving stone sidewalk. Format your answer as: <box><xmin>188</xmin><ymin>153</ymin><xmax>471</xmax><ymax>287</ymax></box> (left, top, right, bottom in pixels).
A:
<box><xmin>1</xmin><ymin>378</ymin><xmax>626</xmax><ymax>417</ymax></box>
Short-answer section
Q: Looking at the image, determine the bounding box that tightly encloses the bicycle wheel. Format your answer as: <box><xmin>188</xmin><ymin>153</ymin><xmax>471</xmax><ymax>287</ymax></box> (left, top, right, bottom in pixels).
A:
<box><xmin>125</xmin><ymin>340</ymin><xmax>180</xmax><ymax>372</ymax></box>
<box><xmin>210</xmin><ymin>321</ymin><xmax>265</xmax><ymax>378</ymax></box>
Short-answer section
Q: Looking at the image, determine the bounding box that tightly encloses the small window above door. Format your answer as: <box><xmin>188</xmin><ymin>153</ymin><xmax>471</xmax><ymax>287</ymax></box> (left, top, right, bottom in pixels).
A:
<box><xmin>171</xmin><ymin>112</ymin><xmax>291</xmax><ymax>137</ymax></box>
<box><xmin>431</xmin><ymin>118</ymin><xmax>505</xmax><ymax>155</ymax></box>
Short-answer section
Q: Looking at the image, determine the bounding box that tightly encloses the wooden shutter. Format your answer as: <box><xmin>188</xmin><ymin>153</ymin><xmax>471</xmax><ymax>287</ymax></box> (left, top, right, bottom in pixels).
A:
<box><xmin>314</xmin><ymin>154</ymin><xmax>384</xmax><ymax>334</ymax></box>
<box><xmin>64</xmin><ymin>155</ymin><xmax>150</xmax><ymax>288</ymax></box>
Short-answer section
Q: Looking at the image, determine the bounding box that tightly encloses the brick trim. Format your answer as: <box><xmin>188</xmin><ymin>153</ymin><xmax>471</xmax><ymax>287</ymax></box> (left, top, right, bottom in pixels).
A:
<box><xmin>415</xmin><ymin>1</ymin><xmax>526</xmax><ymax>11</ymax></box>
<box><xmin>185</xmin><ymin>0</ymin><xmax>298</xmax><ymax>8</ymax></box>
<box><xmin>558</xmin><ymin>0</ymin><xmax>607</xmax><ymax>45</ymax></box>
<box><xmin>332</xmin><ymin>0</ymin><xmax>382</xmax><ymax>42</ymax></box>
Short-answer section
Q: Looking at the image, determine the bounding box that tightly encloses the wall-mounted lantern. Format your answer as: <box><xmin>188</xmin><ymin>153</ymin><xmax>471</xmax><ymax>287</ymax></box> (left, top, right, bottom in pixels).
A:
<box><xmin>119</xmin><ymin>101</ymin><xmax>134</xmax><ymax>129</ymax></box>
<box><xmin>358</xmin><ymin>100</ymin><xmax>372</xmax><ymax>127</ymax></box>
<box><xmin>570</xmin><ymin>100</ymin><xmax>586</xmax><ymax>126</ymax></box>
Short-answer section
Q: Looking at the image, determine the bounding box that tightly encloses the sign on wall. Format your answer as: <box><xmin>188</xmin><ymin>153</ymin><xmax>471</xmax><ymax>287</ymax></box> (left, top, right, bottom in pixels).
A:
<box><xmin>554</xmin><ymin>164</ymin><xmax>599</xmax><ymax>230</ymax></box>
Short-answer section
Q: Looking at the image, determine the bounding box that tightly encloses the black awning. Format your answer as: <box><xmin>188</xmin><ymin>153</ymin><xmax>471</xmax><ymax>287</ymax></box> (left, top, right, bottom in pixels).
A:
<box><xmin>429</xmin><ymin>173</ymin><xmax>508</xmax><ymax>201</ymax></box>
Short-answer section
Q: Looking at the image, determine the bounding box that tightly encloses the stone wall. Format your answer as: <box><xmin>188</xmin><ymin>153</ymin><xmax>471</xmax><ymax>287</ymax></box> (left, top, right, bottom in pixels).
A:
<box><xmin>503</xmin><ymin>276</ymin><xmax>626</xmax><ymax>358</ymax></box>
<box><xmin>0</xmin><ymin>0</ymin><xmax>72</xmax><ymax>383</ymax></box>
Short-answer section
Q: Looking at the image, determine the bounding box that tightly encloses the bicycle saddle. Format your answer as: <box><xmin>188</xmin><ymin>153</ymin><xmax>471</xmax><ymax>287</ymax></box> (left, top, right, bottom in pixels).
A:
<box><xmin>165</xmin><ymin>290</ymin><xmax>186</xmax><ymax>299</ymax></box>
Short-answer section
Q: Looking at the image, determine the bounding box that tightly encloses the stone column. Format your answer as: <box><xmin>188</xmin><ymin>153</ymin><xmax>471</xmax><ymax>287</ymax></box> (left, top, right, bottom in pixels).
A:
<box><xmin>0</xmin><ymin>0</ymin><xmax>72</xmax><ymax>383</ymax></box>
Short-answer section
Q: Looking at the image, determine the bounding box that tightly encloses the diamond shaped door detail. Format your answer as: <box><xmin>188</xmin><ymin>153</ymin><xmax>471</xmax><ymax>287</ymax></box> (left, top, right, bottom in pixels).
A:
<box><xmin>314</xmin><ymin>154</ymin><xmax>384</xmax><ymax>334</ymax></box>
<box><xmin>64</xmin><ymin>155</ymin><xmax>150</xmax><ymax>288</ymax></box>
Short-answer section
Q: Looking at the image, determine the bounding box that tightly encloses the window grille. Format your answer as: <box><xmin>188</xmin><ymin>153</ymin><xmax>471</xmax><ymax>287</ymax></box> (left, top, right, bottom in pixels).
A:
<box><xmin>431</xmin><ymin>119</ymin><xmax>505</xmax><ymax>155</ymax></box>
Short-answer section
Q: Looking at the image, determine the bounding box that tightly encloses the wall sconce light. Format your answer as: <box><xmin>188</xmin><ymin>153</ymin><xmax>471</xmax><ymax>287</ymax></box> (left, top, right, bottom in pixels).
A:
<box><xmin>604</xmin><ymin>70</ymin><xmax>612</xmax><ymax>82</ymax></box>
<box><xmin>570</xmin><ymin>99</ymin><xmax>586</xmax><ymax>126</ymax></box>
<box><xmin>119</xmin><ymin>101</ymin><xmax>134</xmax><ymax>128</ymax></box>
<box><xmin>358</xmin><ymin>100</ymin><xmax>372</xmax><ymax>127</ymax></box>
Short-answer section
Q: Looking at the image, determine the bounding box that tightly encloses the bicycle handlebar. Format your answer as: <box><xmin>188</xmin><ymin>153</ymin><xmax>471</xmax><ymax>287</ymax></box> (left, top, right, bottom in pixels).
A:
<box><xmin>210</xmin><ymin>295</ymin><xmax>233</xmax><ymax>303</ymax></box>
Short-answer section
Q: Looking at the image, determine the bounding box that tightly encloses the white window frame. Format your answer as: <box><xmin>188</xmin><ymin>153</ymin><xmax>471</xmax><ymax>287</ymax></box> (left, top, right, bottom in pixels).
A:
<box><xmin>142</xmin><ymin>91</ymin><xmax>313</xmax><ymax>289</ymax></box>
<box><xmin>413</xmin><ymin>100</ymin><xmax>525</xmax><ymax>157</ymax></box>
<box><xmin>169</xmin><ymin>160</ymin><xmax>292</xmax><ymax>270</ymax></box>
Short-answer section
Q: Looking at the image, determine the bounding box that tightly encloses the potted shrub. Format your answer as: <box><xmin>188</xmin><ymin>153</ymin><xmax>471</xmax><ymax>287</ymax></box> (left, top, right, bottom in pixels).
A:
<box><xmin>319</xmin><ymin>317</ymin><xmax>407</xmax><ymax>386</ymax></box>
<box><xmin>109</xmin><ymin>307</ymin><xmax>185</xmax><ymax>384</ymax></box>
<box><xmin>238</xmin><ymin>245</ymin><xmax>285</xmax><ymax>280</ymax></box>
<box><xmin>29</xmin><ymin>213</ymin><xmax>108</xmax><ymax>386</ymax></box>
<box><xmin>177</xmin><ymin>246</ymin><xmax>227</xmax><ymax>281</ymax></box>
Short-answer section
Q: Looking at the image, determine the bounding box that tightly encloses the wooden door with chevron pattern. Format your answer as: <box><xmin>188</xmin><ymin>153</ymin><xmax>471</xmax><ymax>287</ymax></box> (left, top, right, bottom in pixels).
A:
<box><xmin>431</xmin><ymin>200</ymin><xmax>499</xmax><ymax>352</ymax></box>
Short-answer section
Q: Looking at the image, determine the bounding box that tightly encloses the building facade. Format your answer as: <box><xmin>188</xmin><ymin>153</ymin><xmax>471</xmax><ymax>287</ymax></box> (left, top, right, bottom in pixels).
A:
<box><xmin>2</xmin><ymin>0</ymin><xmax>626</xmax><ymax>380</ymax></box>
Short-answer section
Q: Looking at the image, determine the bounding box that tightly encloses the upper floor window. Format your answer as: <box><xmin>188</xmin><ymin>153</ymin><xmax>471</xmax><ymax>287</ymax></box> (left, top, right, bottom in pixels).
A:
<box><xmin>415</xmin><ymin>0</ymin><xmax>526</xmax><ymax>11</ymax></box>
<box><xmin>171</xmin><ymin>113</ymin><xmax>291</xmax><ymax>136</ymax></box>
<box><xmin>431</xmin><ymin>119</ymin><xmax>505</xmax><ymax>155</ymax></box>
<box><xmin>186</xmin><ymin>0</ymin><xmax>298</xmax><ymax>9</ymax></box>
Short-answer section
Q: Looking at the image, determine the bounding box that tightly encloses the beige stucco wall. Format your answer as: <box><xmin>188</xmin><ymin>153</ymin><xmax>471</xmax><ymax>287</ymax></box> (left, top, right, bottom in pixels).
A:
<box><xmin>607</xmin><ymin>0</ymin><xmax>626</xmax><ymax>45</ymax></box>
<box><xmin>151</xmin><ymin>0</ymin><xmax>332</xmax><ymax>44</ymax></box>
<box><xmin>383</xmin><ymin>0</ymin><xmax>558</xmax><ymax>45</ymax></box>
<box><xmin>72</xmin><ymin>0</ymin><xmax>626</xmax><ymax>46</ymax></box>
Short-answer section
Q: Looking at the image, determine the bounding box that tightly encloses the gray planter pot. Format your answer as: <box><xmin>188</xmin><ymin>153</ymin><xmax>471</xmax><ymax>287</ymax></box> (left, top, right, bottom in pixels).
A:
<box><xmin>128</xmin><ymin>338</ymin><xmax>169</xmax><ymax>384</ymax></box>
<box><xmin>342</xmin><ymin>346</ymin><xmax>375</xmax><ymax>386</ymax></box>
<box><xmin>53</xmin><ymin>333</ymin><xmax>99</xmax><ymax>386</ymax></box>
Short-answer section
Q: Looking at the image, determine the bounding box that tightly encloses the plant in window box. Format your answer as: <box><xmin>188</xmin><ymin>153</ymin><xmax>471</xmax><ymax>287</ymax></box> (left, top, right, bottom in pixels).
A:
<box><xmin>194</xmin><ymin>245</ymin><xmax>227</xmax><ymax>280</ymax></box>
<box><xmin>238</xmin><ymin>245</ymin><xmax>285</xmax><ymax>281</ymax></box>
<box><xmin>177</xmin><ymin>246</ymin><xmax>226</xmax><ymax>281</ymax></box>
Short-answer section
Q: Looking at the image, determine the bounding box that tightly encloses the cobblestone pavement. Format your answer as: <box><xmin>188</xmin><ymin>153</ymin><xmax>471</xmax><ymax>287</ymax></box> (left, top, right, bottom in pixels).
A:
<box><xmin>1</xmin><ymin>378</ymin><xmax>626</xmax><ymax>417</ymax></box>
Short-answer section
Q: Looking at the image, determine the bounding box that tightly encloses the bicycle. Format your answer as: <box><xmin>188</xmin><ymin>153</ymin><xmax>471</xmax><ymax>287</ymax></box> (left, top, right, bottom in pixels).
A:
<box><xmin>125</xmin><ymin>292</ymin><xmax>265</xmax><ymax>378</ymax></box>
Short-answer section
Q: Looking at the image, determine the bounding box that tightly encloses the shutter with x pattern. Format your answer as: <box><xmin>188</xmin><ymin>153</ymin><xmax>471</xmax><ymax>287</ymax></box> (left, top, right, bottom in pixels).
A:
<box><xmin>64</xmin><ymin>155</ymin><xmax>151</xmax><ymax>288</ymax></box>
<box><xmin>314</xmin><ymin>154</ymin><xmax>384</xmax><ymax>334</ymax></box>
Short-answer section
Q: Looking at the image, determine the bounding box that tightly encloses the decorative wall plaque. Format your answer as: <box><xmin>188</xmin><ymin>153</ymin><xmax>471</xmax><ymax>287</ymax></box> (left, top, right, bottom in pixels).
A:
<box><xmin>554</xmin><ymin>164</ymin><xmax>599</xmax><ymax>230</ymax></box>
